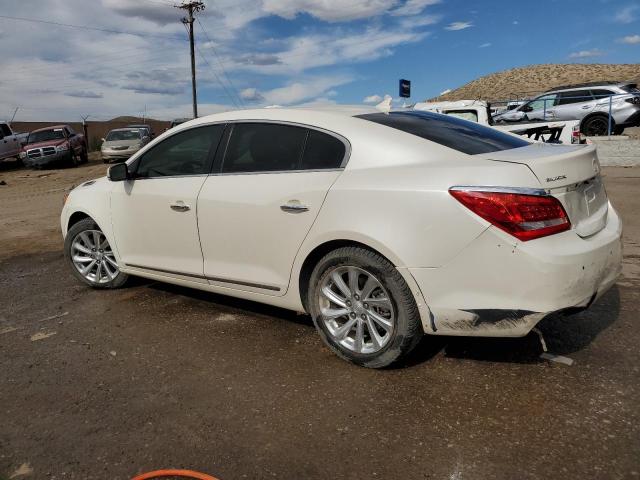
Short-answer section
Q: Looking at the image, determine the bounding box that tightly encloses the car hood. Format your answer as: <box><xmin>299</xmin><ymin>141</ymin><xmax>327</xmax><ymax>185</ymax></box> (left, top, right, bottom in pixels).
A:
<box><xmin>102</xmin><ymin>139</ymin><xmax>141</xmax><ymax>148</ymax></box>
<box><xmin>24</xmin><ymin>139</ymin><xmax>66</xmax><ymax>150</ymax></box>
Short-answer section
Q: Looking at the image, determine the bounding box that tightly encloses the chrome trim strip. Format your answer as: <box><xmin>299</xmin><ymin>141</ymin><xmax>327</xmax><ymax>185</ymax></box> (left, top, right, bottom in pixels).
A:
<box><xmin>449</xmin><ymin>185</ymin><xmax>549</xmax><ymax>196</ymax></box>
<box><xmin>125</xmin><ymin>263</ymin><xmax>281</xmax><ymax>292</ymax></box>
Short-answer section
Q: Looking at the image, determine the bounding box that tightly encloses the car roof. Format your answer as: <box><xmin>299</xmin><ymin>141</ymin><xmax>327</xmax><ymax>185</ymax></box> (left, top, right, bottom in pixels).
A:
<box><xmin>546</xmin><ymin>81</ymin><xmax>634</xmax><ymax>93</ymax></box>
<box><xmin>31</xmin><ymin>124</ymin><xmax>68</xmax><ymax>133</ymax></box>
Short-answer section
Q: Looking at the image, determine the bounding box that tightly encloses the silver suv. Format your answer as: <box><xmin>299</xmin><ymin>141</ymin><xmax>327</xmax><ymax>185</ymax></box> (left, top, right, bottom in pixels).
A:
<box><xmin>493</xmin><ymin>82</ymin><xmax>640</xmax><ymax>136</ymax></box>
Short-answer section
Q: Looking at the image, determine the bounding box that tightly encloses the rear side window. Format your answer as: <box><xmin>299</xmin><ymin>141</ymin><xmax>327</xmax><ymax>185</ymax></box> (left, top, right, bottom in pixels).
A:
<box><xmin>222</xmin><ymin>123</ymin><xmax>307</xmax><ymax>173</ymax></box>
<box><xmin>0</xmin><ymin>124</ymin><xmax>11</xmax><ymax>137</ymax></box>
<box><xmin>591</xmin><ymin>89</ymin><xmax>615</xmax><ymax>99</ymax></box>
<box><xmin>356</xmin><ymin>111</ymin><xmax>529</xmax><ymax>155</ymax></box>
<box><xmin>135</xmin><ymin>124</ymin><xmax>223</xmax><ymax>178</ymax></box>
<box><xmin>557</xmin><ymin>90</ymin><xmax>592</xmax><ymax>105</ymax></box>
<box><xmin>300</xmin><ymin>130</ymin><xmax>346</xmax><ymax>170</ymax></box>
<box><xmin>443</xmin><ymin>110</ymin><xmax>479</xmax><ymax>122</ymax></box>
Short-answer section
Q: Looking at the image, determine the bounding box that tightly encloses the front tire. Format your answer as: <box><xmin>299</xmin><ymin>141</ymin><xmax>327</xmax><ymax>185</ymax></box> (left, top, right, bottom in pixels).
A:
<box><xmin>64</xmin><ymin>218</ymin><xmax>128</xmax><ymax>289</ymax></box>
<box><xmin>308</xmin><ymin>246</ymin><xmax>423</xmax><ymax>368</ymax></box>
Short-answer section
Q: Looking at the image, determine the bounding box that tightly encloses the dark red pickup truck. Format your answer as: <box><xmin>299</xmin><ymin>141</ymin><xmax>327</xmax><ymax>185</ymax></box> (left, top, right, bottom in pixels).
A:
<box><xmin>20</xmin><ymin>125</ymin><xmax>88</xmax><ymax>168</ymax></box>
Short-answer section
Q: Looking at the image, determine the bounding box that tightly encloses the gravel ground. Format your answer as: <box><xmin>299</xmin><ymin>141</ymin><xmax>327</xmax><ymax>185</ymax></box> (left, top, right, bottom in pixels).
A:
<box><xmin>0</xmin><ymin>155</ymin><xmax>639</xmax><ymax>480</ymax></box>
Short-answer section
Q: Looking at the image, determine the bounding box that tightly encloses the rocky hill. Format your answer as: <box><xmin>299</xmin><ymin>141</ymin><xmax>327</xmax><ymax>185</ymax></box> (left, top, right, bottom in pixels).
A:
<box><xmin>433</xmin><ymin>63</ymin><xmax>640</xmax><ymax>101</ymax></box>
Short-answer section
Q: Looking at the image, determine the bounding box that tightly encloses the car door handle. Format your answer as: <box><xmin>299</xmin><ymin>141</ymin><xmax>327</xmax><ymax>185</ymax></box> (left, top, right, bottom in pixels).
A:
<box><xmin>280</xmin><ymin>201</ymin><xmax>309</xmax><ymax>213</ymax></box>
<box><xmin>582</xmin><ymin>105</ymin><xmax>591</xmax><ymax>109</ymax></box>
<box><xmin>170</xmin><ymin>202</ymin><xmax>190</xmax><ymax>212</ymax></box>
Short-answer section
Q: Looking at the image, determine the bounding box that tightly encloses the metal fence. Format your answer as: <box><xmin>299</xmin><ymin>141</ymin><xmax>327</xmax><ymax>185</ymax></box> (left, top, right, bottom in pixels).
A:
<box><xmin>489</xmin><ymin>93</ymin><xmax>637</xmax><ymax>138</ymax></box>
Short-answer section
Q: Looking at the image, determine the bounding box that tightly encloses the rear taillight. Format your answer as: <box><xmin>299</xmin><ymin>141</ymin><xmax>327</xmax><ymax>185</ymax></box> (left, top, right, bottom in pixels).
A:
<box><xmin>450</xmin><ymin>189</ymin><xmax>571</xmax><ymax>241</ymax></box>
<box><xmin>625</xmin><ymin>97</ymin><xmax>640</xmax><ymax>105</ymax></box>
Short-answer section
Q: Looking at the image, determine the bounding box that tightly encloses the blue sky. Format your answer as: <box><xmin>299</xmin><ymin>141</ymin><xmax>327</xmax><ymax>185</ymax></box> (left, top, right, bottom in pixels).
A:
<box><xmin>0</xmin><ymin>0</ymin><xmax>638</xmax><ymax>120</ymax></box>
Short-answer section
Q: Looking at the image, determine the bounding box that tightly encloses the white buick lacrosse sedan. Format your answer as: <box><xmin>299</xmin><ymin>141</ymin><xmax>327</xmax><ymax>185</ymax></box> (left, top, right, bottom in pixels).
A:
<box><xmin>61</xmin><ymin>108</ymin><xmax>622</xmax><ymax>367</ymax></box>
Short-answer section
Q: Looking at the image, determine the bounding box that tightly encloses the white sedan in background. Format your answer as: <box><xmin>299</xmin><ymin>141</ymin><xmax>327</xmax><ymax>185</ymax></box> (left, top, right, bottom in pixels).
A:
<box><xmin>61</xmin><ymin>108</ymin><xmax>622</xmax><ymax>367</ymax></box>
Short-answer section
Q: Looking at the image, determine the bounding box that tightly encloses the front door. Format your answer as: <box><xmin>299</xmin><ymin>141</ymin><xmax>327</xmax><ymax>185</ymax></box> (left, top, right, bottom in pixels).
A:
<box><xmin>110</xmin><ymin>124</ymin><xmax>225</xmax><ymax>279</ymax></box>
<box><xmin>198</xmin><ymin>122</ymin><xmax>347</xmax><ymax>295</ymax></box>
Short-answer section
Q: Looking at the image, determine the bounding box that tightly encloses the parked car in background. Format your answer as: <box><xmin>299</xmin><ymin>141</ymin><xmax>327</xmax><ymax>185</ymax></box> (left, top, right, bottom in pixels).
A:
<box><xmin>61</xmin><ymin>108</ymin><xmax>621</xmax><ymax>368</ymax></box>
<box><xmin>413</xmin><ymin>100</ymin><xmax>585</xmax><ymax>144</ymax></box>
<box><xmin>20</xmin><ymin>125</ymin><xmax>87</xmax><ymax>168</ymax></box>
<box><xmin>493</xmin><ymin>81</ymin><xmax>640</xmax><ymax>136</ymax></box>
<box><xmin>0</xmin><ymin>122</ymin><xmax>21</xmax><ymax>162</ymax></box>
<box><xmin>127</xmin><ymin>124</ymin><xmax>155</xmax><ymax>138</ymax></box>
<box><xmin>168</xmin><ymin>118</ymin><xmax>191</xmax><ymax>130</ymax></box>
<box><xmin>101</xmin><ymin>128</ymin><xmax>150</xmax><ymax>163</ymax></box>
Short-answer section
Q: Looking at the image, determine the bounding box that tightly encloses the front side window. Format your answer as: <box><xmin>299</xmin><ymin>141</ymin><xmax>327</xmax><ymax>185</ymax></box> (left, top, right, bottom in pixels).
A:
<box><xmin>357</xmin><ymin>111</ymin><xmax>529</xmax><ymax>155</ymax></box>
<box><xmin>222</xmin><ymin>123</ymin><xmax>307</xmax><ymax>173</ymax></box>
<box><xmin>526</xmin><ymin>94</ymin><xmax>557</xmax><ymax>111</ymax></box>
<box><xmin>135</xmin><ymin>124</ymin><xmax>224</xmax><ymax>178</ymax></box>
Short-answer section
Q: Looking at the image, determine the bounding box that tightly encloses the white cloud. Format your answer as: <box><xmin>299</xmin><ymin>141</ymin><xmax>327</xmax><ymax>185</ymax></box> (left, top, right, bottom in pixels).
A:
<box><xmin>239</xmin><ymin>88</ymin><xmax>264</xmax><ymax>102</ymax></box>
<box><xmin>398</xmin><ymin>14</ymin><xmax>442</xmax><ymax>29</ymax></box>
<box><xmin>391</xmin><ymin>0</ymin><xmax>440</xmax><ymax>16</ymax></box>
<box><xmin>615</xmin><ymin>5</ymin><xmax>638</xmax><ymax>24</ymax></box>
<box><xmin>439</xmin><ymin>88</ymin><xmax>452</xmax><ymax>95</ymax></box>
<box><xmin>619</xmin><ymin>34</ymin><xmax>640</xmax><ymax>44</ymax></box>
<box><xmin>569</xmin><ymin>49</ymin><xmax>604</xmax><ymax>58</ymax></box>
<box><xmin>512</xmin><ymin>20</ymin><xmax>519</xmax><ymax>25</ymax></box>
<box><xmin>363</xmin><ymin>94</ymin><xmax>383</xmax><ymax>104</ymax></box>
<box><xmin>244</xmin><ymin>75</ymin><xmax>354</xmax><ymax>106</ymax></box>
<box><xmin>445</xmin><ymin>21</ymin><xmax>473</xmax><ymax>31</ymax></box>
<box><xmin>262</xmin><ymin>0</ymin><xmax>397</xmax><ymax>22</ymax></box>
<box><xmin>478</xmin><ymin>42</ymin><xmax>491</xmax><ymax>48</ymax></box>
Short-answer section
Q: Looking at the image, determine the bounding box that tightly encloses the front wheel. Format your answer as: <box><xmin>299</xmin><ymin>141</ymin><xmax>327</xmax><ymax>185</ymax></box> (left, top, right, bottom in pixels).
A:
<box><xmin>308</xmin><ymin>246</ymin><xmax>423</xmax><ymax>368</ymax></box>
<box><xmin>64</xmin><ymin>218</ymin><xmax>128</xmax><ymax>289</ymax></box>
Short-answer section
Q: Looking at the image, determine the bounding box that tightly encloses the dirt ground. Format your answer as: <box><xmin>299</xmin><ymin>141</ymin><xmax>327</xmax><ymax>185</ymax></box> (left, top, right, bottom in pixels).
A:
<box><xmin>0</xmin><ymin>155</ymin><xmax>639</xmax><ymax>480</ymax></box>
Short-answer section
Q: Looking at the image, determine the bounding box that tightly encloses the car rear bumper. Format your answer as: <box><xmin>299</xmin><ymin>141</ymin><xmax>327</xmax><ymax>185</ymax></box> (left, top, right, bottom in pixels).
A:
<box><xmin>410</xmin><ymin>202</ymin><xmax>623</xmax><ymax>336</ymax></box>
<box><xmin>618</xmin><ymin>109</ymin><xmax>640</xmax><ymax>128</ymax></box>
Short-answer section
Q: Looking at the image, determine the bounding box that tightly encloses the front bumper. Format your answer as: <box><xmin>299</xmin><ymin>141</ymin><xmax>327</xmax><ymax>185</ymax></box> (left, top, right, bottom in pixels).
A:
<box><xmin>101</xmin><ymin>150</ymin><xmax>134</xmax><ymax>161</ymax></box>
<box><xmin>23</xmin><ymin>151</ymin><xmax>70</xmax><ymax>167</ymax></box>
<box><xmin>410</xmin><ymin>203</ymin><xmax>623</xmax><ymax>336</ymax></box>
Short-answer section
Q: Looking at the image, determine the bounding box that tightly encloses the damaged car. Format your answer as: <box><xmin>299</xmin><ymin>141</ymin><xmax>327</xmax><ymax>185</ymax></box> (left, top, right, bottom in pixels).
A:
<box><xmin>61</xmin><ymin>108</ymin><xmax>622</xmax><ymax>368</ymax></box>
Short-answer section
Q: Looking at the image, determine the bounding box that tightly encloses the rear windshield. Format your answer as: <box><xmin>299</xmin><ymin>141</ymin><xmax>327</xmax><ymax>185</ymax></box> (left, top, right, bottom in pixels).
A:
<box><xmin>356</xmin><ymin>111</ymin><xmax>529</xmax><ymax>155</ymax></box>
<box><xmin>620</xmin><ymin>84</ymin><xmax>640</xmax><ymax>94</ymax></box>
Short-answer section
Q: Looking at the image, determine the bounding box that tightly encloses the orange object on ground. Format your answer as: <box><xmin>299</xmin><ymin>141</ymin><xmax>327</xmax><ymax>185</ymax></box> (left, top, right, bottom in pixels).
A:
<box><xmin>131</xmin><ymin>469</ymin><xmax>220</xmax><ymax>480</ymax></box>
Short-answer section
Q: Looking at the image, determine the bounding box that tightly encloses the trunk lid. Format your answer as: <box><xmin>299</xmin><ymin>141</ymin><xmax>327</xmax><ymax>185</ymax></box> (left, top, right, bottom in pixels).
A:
<box><xmin>478</xmin><ymin>143</ymin><xmax>607</xmax><ymax>237</ymax></box>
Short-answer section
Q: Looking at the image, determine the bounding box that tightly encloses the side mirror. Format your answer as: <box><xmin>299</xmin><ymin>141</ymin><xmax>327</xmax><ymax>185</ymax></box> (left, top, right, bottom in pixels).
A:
<box><xmin>142</xmin><ymin>135</ymin><xmax>150</xmax><ymax>142</ymax></box>
<box><xmin>101</xmin><ymin>137</ymin><xmax>105</xmax><ymax>142</ymax></box>
<box><xmin>108</xmin><ymin>163</ymin><xmax>130</xmax><ymax>182</ymax></box>
<box><xmin>68</xmin><ymin>132</ymin><xmax>76</xmax><ymax>137</ymax></box>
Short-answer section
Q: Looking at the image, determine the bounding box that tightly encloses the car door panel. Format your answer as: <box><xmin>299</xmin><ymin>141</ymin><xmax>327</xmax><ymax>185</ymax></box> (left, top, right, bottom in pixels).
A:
<box><xmin>109</xmin><ymin>124</ymin><xmax>225</xmax><ymax>280</ymax></box>
<box><xmin>110</xmin><ymin>176</ymin><xmax>208</xmax><ymax>279</ymax></box>
<box><xmin>197</xmin><ymin>171</ymin><xmax>341</xmax><ymax>294</ymax></box>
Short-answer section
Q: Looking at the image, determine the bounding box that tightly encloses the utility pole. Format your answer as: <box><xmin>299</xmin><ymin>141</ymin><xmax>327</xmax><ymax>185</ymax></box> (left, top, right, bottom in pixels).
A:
<box><xmin>81</xmin><ymin>115</ymin><xmax>90</xmax><ymax>151</ymax></box>
<box><xmin>177</xmin><ymin>1</ymin><xmax>205</xmax><ymax>119</ymax></box>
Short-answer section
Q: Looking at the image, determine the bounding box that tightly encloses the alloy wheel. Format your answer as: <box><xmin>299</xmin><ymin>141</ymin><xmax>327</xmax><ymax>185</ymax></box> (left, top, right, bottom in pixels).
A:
<box><xmin>70</xmin><ymin>229</ymin><xmax>119</xmax><ymax>284</ymax></box>
<box><xmin>318</xmin><ymin>266</ymin><xmax>395</xmax><ymax>354</ymax></box>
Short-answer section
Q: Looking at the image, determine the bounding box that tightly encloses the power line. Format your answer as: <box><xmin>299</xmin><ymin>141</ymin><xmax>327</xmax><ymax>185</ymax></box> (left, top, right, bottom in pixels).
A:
<box><xmin>0</xmin><ymin>14</ymin><xmax>186</xmax><ymax>41</ymax></box>
<box><xmin>195</xmin><ymin>16</ymin><xmax>245</xmax><ymax>108</ymax></box>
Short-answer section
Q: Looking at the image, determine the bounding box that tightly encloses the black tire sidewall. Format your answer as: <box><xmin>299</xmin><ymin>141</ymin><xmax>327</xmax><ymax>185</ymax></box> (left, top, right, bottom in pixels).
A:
<box><xmin>64</xmin><ymin>218</ymin><xmax>128</xmax><ymax>289</ymax></box>
<box><xmin>308</xmin><ymin>247</ymin><xmax>422</xmax><ymax>368</ymax></box>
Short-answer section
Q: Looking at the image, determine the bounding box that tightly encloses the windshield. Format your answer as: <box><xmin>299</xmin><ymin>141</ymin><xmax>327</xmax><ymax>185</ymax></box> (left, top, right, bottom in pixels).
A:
<box><xmin>27</xmin><ymin>128</ymin><xmax>65</xmax><ymax>144</ymax></box>
<box><xmin>106</xmin><ymin>130</ymin><xmax>142</xmax><ymax>141</ymax></box>
<box><xmin>356</xmin><ymin>111</ymin><xmax>529</xmax><ymax>155</ymax></box>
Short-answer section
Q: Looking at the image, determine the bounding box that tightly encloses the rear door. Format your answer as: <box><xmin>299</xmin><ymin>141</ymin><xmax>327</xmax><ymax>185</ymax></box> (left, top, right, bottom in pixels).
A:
<box><xmin>197</xmin><ymin>122</ymin><xmax>347</xmax><ymax>295</ymax></box>
<box><xmin>552</xmin><ymin>90</ymin><xmax>594</xmax><ymax>120</ymax></box>
<box><xmin>110</xmin><ymin>124</ymin><xmax>225</xmax><ymax>278</ymax></box>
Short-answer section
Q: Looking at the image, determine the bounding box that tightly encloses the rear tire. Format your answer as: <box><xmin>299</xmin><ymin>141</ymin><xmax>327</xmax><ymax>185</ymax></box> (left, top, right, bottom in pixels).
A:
<box><xmin>68</xmin><ymin>150</ymin><xmax>80</xmax><ymax>168</ymax></box>
<box><xmin>64</xmin><ymin>218</ymin><xmax>129</xmax><ymax>289</ymax></box>
<box><xmin>582</xmin><ymin>115</ymin><xmax>612</xmax><ymax>136</ymax></box>
<box><xmin>308</xmin><ymin>246</ymin><xmax>423</xmax><ymax>368</ymax></box>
